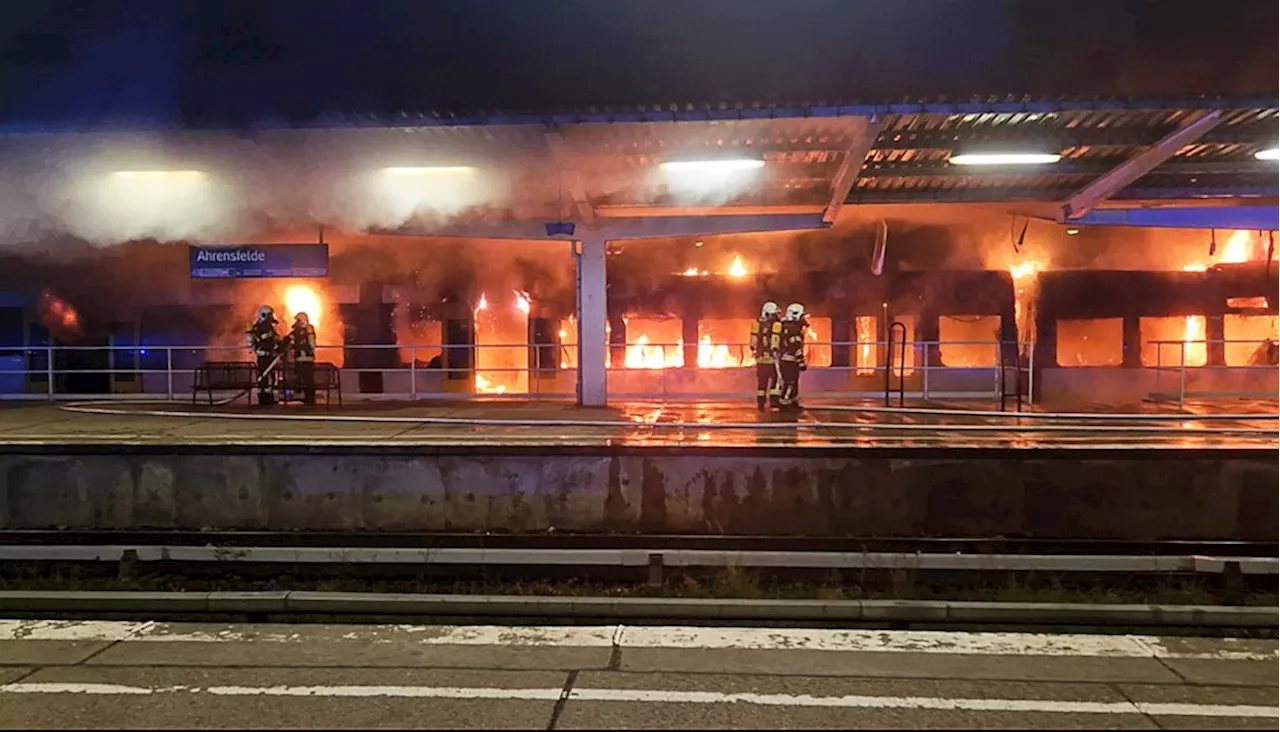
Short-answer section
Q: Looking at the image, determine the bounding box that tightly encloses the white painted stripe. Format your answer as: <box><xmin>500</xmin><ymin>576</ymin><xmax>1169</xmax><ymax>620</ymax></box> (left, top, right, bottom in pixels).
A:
<box><xmin>205</xmin><ymin>685</ymin><xmax>564</xmax><ymax>700</ymax></box>
<box><xmin>0</xmin><ymin>683</ymin><xmax>1274</xmax><ymax>718</ymax></box>
<box><xmin>1</xmin><ymin>621</ymin><xmax>1274</xmax><ymax>661</ymax></box>
<box><xmin>572</xmin><ymin>689</ymin><xmax>1279</xmax><ymax>718</ymax></box>
<box><xmin>617</xmin><ymin>626</ymin><xmax>1279</xmax><ymax>660</ymax></box>
<box><xmin>134</xmin><ymin>624</ymin><xmax>619</xmax><ymax>647</ymax></box>
<box><xmin>0</xmin><ymin>620</ymin><xmax>154</xmax><ymax>642</ymax></box>
<box><xmin>1138</xmin><ymin>702</ymin><xmax>1280</xmax><ymax>718</ymax></box>
<box><xmin>571</xmin><ymin>689</ymin><xmax>1133</xmax><ymax>713</ymax></box>
<box><xmin>1</xmin><ymin>683</ymin><xmax>171</xmax><ymax>695</ymax></box>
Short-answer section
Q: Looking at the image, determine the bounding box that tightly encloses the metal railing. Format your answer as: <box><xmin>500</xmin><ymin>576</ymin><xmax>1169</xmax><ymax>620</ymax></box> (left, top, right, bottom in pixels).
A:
<box><xmin>0</xmin><ymin>340</ymin><xmax>1034</xmax><ymax>404</ymax></box>
<box><xmin>884</xmin><ymin>321</ymin><xmax>907</xmax><ymax>407</ymax></box>
<box><xmin>999</xmin><ymin>340</ymin><xmax>1035</xmax><ymax>412</ymax></box>
<box><xmin>1149</xmin><ymin>338</ymin><xmax>1279</xmax><ymax>405</ymax></box>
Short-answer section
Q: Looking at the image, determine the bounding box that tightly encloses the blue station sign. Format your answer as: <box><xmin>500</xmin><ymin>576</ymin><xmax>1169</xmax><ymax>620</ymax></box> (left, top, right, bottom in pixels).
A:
<box><xmin>189</xmin><ymin>244</ymin><xmax>329</xmax><ymax>279</ymax></box>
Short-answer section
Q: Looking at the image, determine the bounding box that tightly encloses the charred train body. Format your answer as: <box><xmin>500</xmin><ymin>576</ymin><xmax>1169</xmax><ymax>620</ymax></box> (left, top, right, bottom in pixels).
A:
<box><xmin>1</xmin><ymin>262</ymin><xmax>1276</xmax><ymax>401</ymax></box>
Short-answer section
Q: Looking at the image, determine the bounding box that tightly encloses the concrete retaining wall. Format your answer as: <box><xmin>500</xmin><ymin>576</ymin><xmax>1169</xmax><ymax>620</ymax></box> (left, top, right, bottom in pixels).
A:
<box><xmin>0</xmin><ymin>449</ymin><xmax>1275</xmax><ymax>540</ymax></box>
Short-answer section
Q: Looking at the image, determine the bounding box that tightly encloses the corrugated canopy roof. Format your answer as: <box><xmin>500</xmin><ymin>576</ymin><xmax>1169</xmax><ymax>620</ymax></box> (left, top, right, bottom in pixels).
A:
<box><xmin>1</xmin><ymin>96</ymin><xmax>1275</xmax><ymax>218</ymax></box>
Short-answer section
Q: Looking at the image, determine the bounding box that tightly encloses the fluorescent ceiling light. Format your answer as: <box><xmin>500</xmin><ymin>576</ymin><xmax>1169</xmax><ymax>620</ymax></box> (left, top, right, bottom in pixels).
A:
<box><xmin>111</xmin><ymin>170</ymin><xmax>206</xmax><ymax>179</ymax></box>
<box><xmin>660</xmin><ymin>159</ymin><xmax>765</xmax><ymax>172</ymax></box>
<box><xmin>1254</xmin><ymin>147</ymin><xmax>1279</xmax><ymax>161</ymax></box>
<box><xmin>948</xmin><ymin>153</ymin><xmax>1062</xmax><ymax>166</ymax></box>
<box><xmin>380</xmin><ymin>166</ymin><xmax>476</xmax><ymax>176</ymax></box>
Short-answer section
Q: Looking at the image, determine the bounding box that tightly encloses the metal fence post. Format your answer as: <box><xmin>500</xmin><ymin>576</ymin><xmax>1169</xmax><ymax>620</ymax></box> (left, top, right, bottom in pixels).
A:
<box><xmin>45</xmin><ymin>344</ymin><xmax>54</xmax><ymax>400</ymax></box>
<box><xmin>409</xmin><ymin>346</ymin><xmax>417</xmax><ymax>400</ymax></box>
<box><xmin>1026</xmin><ymin>341</ymin><xmax>1036</xmax><ymax>406</ymax></box>
<box><xmin>1179</xmin><ymin>344</ymin><xmax>1187</xmax><ymax>406</ymax></box>
<box><xmin>993</xmin><ymin>341</ymin><xmax>1001</xmax><ymax>399</ymax></box>
<box><xmin>166</xmin><ymin>347</ymin><xmax>174</xmax><ymax>400</ymax></box>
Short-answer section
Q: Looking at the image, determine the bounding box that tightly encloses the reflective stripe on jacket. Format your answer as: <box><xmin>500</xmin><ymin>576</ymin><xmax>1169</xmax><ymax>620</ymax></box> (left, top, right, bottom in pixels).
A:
<box><xmin>291</xmin><ymin>324</ymin><xmax>317</xmax><ymax>361</ymax></box>
<box><xmin>779</xmin><ymin>322</ymin><xmax>806</xmax><ymax>363</ymax></box>
<box><xmin>750</xmin><ymin>319</ymin><xmax>782</xmax><ymax>364</ymax></box>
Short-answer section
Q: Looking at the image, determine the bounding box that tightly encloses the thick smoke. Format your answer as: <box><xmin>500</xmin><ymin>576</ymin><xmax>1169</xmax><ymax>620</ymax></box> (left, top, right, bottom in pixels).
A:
<box><xmin>0</xmin><ymin>130</ymin><xmax>522</xmax><ymax>248</ymax></box>
<box><xmin>0</xmin><ymin>129</ymin><xmax>1272</xmax><ymax>349</ymax></box>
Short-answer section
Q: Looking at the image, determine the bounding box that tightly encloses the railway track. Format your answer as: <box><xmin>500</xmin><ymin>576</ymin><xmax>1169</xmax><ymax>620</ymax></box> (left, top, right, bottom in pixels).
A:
<box><xmin>0</xmin><ymin>530</ymin><xmax>1273</xmax><ymax>557</ymax></box>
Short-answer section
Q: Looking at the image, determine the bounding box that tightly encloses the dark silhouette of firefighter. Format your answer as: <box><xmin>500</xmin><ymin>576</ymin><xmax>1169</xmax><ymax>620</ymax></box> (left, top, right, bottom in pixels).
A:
<box><xmin>290</xmin><ymin>311</ymin><xmax>318</xmax><ymax>405</ymax></box>
<box><xmin>245</xmin><ymin>305</ymin><xmax>282</xmax><ymax>405</ymax></box>
<box><xmin>777</xmin><ymin>302</ymin><xmax>808</xmax><ymax>410</ymax></box>
<box><xmin>750</xmin><ymin>301</ymin><xmax>782</xmax><ymax>409</ymax></box>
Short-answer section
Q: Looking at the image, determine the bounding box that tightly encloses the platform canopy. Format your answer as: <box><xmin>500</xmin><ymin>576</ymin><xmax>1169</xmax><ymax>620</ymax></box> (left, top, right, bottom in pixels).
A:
<box><xmin>3</xmin><ymin>95</ymin><xmax>1274</xmax><ymax>231</ymax></box>
<box><xmin>270</xmin><ymin>96</ymin><xmax>1280</xmax><ymax>220</ymax></box>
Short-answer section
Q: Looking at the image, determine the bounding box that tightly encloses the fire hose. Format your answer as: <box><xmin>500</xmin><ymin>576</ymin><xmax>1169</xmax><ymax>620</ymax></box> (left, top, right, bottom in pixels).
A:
<box><xmin>210</xmin><ymin>337</ymin><xmax>292</xmax><ymax>407</ymax></box>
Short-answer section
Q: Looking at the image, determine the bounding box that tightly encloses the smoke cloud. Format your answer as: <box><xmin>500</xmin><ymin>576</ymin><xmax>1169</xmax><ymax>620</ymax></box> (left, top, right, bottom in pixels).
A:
<box><xmin>0</xmin><ymin>130</ymin><xmax>526</xmax><ymax>248</ymax></box>
<box><xmin>0</xmin><ymin>130</ymin><xmax>1273</xmax><ymax>350</ymax></box>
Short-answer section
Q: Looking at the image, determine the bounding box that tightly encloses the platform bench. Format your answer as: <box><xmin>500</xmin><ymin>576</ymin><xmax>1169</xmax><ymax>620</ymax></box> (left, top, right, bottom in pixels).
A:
<box><xmin>280</xmin><ymin>362</ymin><xmax>342</xmax><ymax>406</ymax></box>
<box><xmin>191</xmin><ymin>361</ymin><xmax>258</xmax><ymax>405</ymax></box>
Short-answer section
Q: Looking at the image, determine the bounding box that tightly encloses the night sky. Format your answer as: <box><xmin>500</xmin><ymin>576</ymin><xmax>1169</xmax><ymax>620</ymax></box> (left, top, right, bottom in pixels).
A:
<box><xmin>1</xmin><ymin>0</ymin><xmax>1276</xmax><ymax>129</ymax></box>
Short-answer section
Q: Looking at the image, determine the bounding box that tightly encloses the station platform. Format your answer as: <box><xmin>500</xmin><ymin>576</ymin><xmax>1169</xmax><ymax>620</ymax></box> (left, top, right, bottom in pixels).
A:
<box><xmin>0</xmin><ymin>399</ymin><xmax>1275</xmax><ymax>542</ymax></box>
<box><xmin>1</xmin><ymin>620</ymin><xmax>1275</xmax><ymax>730</ymax></box>
<box><xmin>0</xmin><ymin>398</ymin><xmax>1275</xmax><ymax>449</ymax></box>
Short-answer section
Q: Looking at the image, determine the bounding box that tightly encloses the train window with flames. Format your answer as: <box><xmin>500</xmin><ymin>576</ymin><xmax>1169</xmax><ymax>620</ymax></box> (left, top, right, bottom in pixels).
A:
<box><xmin>1224</xmin><ymin>315</ymin><xmax>1280</xmax><ymax>366</ymax></box>
<box><xmin>620</xmin><ymin>317</ymin><xmax>683</xmax><ymax>369</ymax></box>
<box><xmin>557</xmin><ymin>318</ymin><xmax>578</xmax><ymax>369</ymax></box>
<box><xmin>938</xmin><ymin>315</ymin><xmax>1000</xmax><ymax>368</ymax></box>
<box><xmin>556</xmin><ymin>317</ymin><xmax>621</xmax><ymax>369</ymax></box>
<box><xmin>1140</xmin><ymin>316</ymin><xmax>1207</xmax><ymax>368</ymax></box>
<box><xmin>1055</xmin><ymin>318</ymin><xmax>1123</xmax><ymax>367</ymax></box>
<box><xmin>696</xmin><ymin>319</ymin><xmax>754</xmax><ymax>368</ymax></box>
<box><xmin>803</xmin><ymin>317</ymin><xmax>832</xmax><ymax>368</ymax></box>
<box><xmin>474</xmin><ymin>292</ymin><xmax>530</xmax><ymax>394</ymax></box>
<box><xmin>395</xmin><ymin>312</ymin><xmax>443</xmax><ymax>367</ymax></box>
<box><xmin>853</xmin><ymin>315</ymin><xmax>877</xmax><ymax>376</ymax></box>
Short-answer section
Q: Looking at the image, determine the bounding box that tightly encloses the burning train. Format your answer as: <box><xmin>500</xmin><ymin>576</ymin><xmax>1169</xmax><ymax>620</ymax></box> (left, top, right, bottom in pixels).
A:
<box><xmin>0</xmin><ymin>227</ymin><xmax>1275</xmax><ymax>404</ymax></box>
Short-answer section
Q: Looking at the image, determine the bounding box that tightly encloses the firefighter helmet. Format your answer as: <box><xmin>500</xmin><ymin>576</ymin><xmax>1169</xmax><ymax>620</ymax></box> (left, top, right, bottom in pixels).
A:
<box><xmin>784</xmin><ymin>303</ymin><xmax>805</xmax><ymax>321</ymax></box>
<box><xmin>294</xmin><ymin>312</ymin><xmax>310</xmax><ymax>326</ymax></box>
<box><xmin>760</xmin><ymin>301</ymin><xmax>779</xmax><ymax>319</ymax></box>
<box><xmin>257</xmin><ymin>305</ymin><xmax>275</xmax><ymax>322</ymax></box>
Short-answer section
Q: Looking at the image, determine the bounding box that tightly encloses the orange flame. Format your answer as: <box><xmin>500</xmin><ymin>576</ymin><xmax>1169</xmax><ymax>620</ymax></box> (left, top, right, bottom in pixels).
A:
<box><xmin>1219</xmin><ymin>230</ymin><xmax>1254</xmax><ymax>264</ymax></box>
<box><xmin>282</xmin><ymin>285</ymin><xmax>323</xmax><ymax>329</ymax></box>
<box><xmin>1171</xmin><ymin>263</ymin><xmax>1211</xmax><ymax>367</ymax></box>
<box><xmin>622</xmin><ymin>318</ymin><xmax>684</xmax><ymax>368</ymax></box>
<box><xmin>474</xmin><ymin>291</ymin><xmax>529</xmax><ymax>394</ymax></box>
<box><xmin>1008</xmin><ymin>260</ymin><xmax>1043</xmax><ymax>346</ymax></box>
<box><xmin>38</xmin><ymin>291</ymin><xmax>80</xmax><ymax>333</ymax></box>
<box><xmin>272</xmin><ymin>283</ymin><xmax>342</xmax><ymax>367</ymax></box>
<box><xmin>677</xmin><ymin>254</ymin><xmax>751</xmax><ymax>278</ymax></box>
<box><xmin>855</xmin><ymin>316</ymin><xmax>876</xmax><ymax>375</ymax></box>
<box><xmin>1009</xmin><ymin>261</ymin><xmax>1042</xmax><ymax>280</ymax></box>
<box><xmin>1181</xmin><ymin>315</ymin><xmax>1207</xmax><ymax>367</ymax></box>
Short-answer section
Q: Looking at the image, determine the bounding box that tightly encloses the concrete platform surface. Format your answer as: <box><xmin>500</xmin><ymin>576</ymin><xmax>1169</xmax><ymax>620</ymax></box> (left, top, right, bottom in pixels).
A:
<box><xmin>0</xmin><ymin>399</ymin><xmax>1275</xmax><ymax>449</ymax></box>
<box><xmin>1</xmin><ymin>400</ymin><xmax>1274</xmax><ymax>539</ymax></box>
<box><xmin>0</xmin><ymin>620</ymin><xmax>1275</xmax><ymax>730</ymax></box>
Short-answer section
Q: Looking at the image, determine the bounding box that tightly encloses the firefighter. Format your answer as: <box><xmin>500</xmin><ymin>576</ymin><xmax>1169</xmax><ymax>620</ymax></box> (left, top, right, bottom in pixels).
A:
<box><xmin>777</xmin><ymin>302</ymin><xmax>808</xmax><ymax>410</ymax></box>
<box><xmin>244</xmin><ymin>305</ymin><xmax>282</xmax><ymax>406</ymax></box>
<box><xmin>750</xmin><ymin>301</ymin><xmax>782</xmax><ymax>409</ymax></box>
<box><xmin>290</xmin><ymin>311</ymin><xmax>318</xmax><ymax>405</ymax></box>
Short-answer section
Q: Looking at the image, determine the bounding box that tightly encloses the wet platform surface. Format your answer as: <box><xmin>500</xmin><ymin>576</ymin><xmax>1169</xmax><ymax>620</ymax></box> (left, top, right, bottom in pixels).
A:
<box><xmin>0</xmin><ymin>398</ymin><xmax>1274</xmax><ymax>450</ymax></box>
